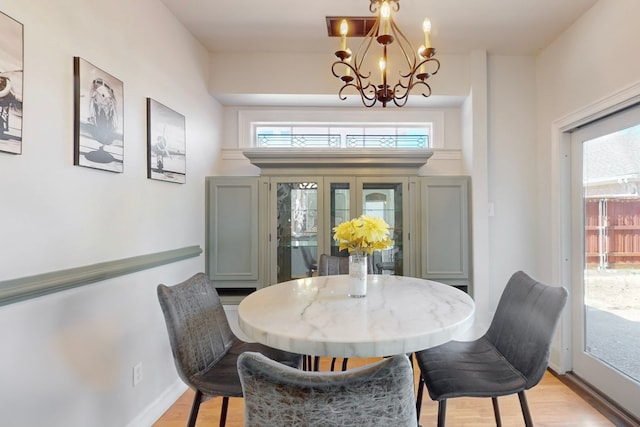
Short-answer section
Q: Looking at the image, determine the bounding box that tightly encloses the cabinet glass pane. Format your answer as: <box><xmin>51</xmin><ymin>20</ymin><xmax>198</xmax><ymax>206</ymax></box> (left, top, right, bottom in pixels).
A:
<box><xmin>330</xmin><ymin>182</ymin><xmax>351</xmax><ymax>256</ymax></box>
<box><xmin>276</xmin><ymin>182</ymin><xmax>318</xmax><ymax>282</ymax></box>
<box><xmin>362</xmin><ymin>183</ymin><xmax>403</xmax><ymax>275</ymax></box>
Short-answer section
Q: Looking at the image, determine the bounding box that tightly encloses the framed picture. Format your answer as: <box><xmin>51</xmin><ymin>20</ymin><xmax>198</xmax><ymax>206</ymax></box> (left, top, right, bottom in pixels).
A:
<box><xmin>73</xmin><ymin>57</ymin><xmax>124</xmax><ymax>172</ymax></box>
<box><xmin>147</xmin><ymin>98</ymin><xmax>186</xmax><ymax>184</ymax></box>
<box><xmin>0</xmin><ymin>11</ymin><xmax>23</xmax><ymax>155</ymax></box>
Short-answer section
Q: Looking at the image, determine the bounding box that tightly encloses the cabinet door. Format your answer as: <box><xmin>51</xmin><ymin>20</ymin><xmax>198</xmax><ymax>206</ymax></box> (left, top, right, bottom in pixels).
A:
<box><xmin>206</xmin><ymin>177</ymin><xmax>260</xmax><ymax>287</ymax></box>
<box><xmin>420</xmin><ymin>176</ymin><xmax>470</xmax><ymax>287</ymax></box>
<box><xmin>324</xmin><ymin>177</ymin><xmax>356</xmax><ymax>256</ymax></box>
<box><xmin>267</xmin><ymin>177</ymin><xmax>324</xmax><ymax>285</ymax></box>
<box><xmin>357</xmin><ymin>177</ymin><xmax>409</xmax><ymax>276</ymax></box>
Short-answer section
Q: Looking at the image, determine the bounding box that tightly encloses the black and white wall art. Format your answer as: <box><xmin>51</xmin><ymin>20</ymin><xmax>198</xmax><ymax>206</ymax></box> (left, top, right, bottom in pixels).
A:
<box><xmin>146</xmin><ymin>98</ymin><xmax>186</xmax><ymax>184</ymax></box>
<box><xmin>0</xmin><ymin>11</ymin><xmax>23</xmax><ymax>155</ymax></box>
<box><xmin>73</xmin><ymin>57</ymin><xmax>124</xmax><ymax>172</ymax></box>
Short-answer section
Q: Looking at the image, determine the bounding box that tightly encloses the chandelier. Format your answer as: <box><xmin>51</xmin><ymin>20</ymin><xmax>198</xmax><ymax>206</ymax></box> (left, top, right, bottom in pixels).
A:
<box><xmin>330</xmin><ymin>0</ymin><xmax>440</xmax><ymax>108</ymax></box>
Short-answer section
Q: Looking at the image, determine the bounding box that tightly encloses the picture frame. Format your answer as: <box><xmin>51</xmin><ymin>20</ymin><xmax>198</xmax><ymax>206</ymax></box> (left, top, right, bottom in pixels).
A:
<box><xmin>73</xmin><ymin>57</ymin><xmax>124</xmax><ymax>172</ymax></box>
<box><xmin>146</xmin><ymin>98</ymin><xmax>186</xmax><ymax>184</ymax></box>
<box><xmin>0</xmin><ymin>11</ymin><xmax>24</xmax><ymax>155</ymax></box>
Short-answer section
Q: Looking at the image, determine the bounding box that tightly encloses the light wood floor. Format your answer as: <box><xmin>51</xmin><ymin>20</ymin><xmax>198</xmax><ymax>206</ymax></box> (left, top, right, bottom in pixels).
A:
<box><xmin>153</xmin><ymin>357</ymin><xmax>617</xmax><ymax>427</ymax></box>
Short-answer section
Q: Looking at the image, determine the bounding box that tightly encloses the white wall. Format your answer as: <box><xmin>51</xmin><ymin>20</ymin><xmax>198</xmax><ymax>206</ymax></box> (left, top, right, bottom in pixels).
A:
<box><xmin>486</xmin><ymin>55</ymin><xmax>538</xmax><ymax>307</ymax></box>
<box><xmin>209</xmin><ymin>52</ymin><xmax>470</xmax><ymax>99</ymax></box>
<box><xmin>210</xmin><ymin>47</ymin><xmax>548</xmax><ymax>338</ymax></box>
<box><xmin>0</xmin><ymin>1</ymin><xmax>222</xmax><ymax>426</ymax></box>
<box><xmin>537</xmin><ymin>0</ymin><xmax>640</xmax><ymax>283</ymax></box>
<box><xmin>535</xmin><ymin>0</ymin><xmax>640</xmax><ymax>369</ymax></box>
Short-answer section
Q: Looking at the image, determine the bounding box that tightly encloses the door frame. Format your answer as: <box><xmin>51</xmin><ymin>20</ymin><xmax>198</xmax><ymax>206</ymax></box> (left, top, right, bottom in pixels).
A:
<box><xmin>550</xmin><ymin>82</ymin><xmax>640</xmax><ymax>374</ymax></box>
<box><xmin>569</xmin><ymin>105</ymin><xmax>640</xmax><ymax>419</ymax></box>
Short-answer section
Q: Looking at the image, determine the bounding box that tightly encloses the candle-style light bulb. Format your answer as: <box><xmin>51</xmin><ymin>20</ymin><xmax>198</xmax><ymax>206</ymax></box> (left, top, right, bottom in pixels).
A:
<box><xmin>422</xmin><ymin>18</ymin><xmax>432</xmax><ymax>49</ymax></box>
<box><xmin>340</xmin><ymin>19</ymin><xmax>348</xmax><ymax>51</ymax></box>
<box><xmin>345</xmin><ymin>48</ymin><xmax>352</xmax><ymax>76</ymax></box>
<box><xmin>381</xmin><ymin>1</ymin><xmax>391</xmax><ymax>36</ymax></box>
<box><xmin>418</xmin><ymin>45</ymin><xmax>425</xmax><ymax>73</ymax></box>
<box><xmin>379</xmin><ymin>58</ymin><xmax>386</xmax><ymax>76</ymax></box>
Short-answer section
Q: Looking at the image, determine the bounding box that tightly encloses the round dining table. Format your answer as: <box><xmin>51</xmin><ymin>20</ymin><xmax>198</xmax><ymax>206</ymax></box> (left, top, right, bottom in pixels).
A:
<box><xmin>238</xmin><ymin>274</ymin><xmax>475</xmax><ymax>358</ymax></box>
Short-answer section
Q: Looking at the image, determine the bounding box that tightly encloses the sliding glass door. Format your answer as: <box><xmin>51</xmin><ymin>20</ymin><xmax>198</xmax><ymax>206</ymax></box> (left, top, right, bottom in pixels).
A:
<box><xmin>571</xmin><ymin>105</ymin><xmax>640</xmax><ymax>420</ymax></box>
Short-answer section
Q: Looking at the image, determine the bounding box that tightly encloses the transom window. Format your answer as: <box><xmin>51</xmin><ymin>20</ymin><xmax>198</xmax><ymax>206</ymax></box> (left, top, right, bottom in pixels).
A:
<box><xmin>255</xmin><ymin>125</ymin><xmax>431</xmax><ymax>148</ymax></box>
<box><xmin>237</xmin><ymin>109</ymin><xmax>444</xmax><ymax>149</ymax></box>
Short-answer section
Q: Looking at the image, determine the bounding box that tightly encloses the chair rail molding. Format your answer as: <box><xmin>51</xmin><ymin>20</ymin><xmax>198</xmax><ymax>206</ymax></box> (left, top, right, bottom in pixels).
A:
<box><xmin>0</xmin><ymin>245</ymin><xmax>203</xmax><ymax>307</ymax></box>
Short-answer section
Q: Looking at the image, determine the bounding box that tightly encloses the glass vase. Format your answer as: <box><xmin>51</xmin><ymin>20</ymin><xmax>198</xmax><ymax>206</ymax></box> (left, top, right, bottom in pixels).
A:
<box><xmin>348</xmin><ymin>252</ymin><xmax>368</xmax><ymax>298</ymax></box>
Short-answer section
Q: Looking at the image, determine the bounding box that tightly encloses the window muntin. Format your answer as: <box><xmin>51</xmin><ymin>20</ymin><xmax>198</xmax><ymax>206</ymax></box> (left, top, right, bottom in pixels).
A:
<box><xmin>255</xmin><ymin>125</ymin><xmax>431</xmax><ymax>148</ymax></box>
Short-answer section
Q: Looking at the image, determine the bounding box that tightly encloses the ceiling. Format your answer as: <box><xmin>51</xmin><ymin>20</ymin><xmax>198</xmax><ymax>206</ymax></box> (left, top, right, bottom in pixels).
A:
<box><xmin>158</xmin><ymin>0</ymin><xmax>598</xmax><ymax>107</ymax></box>
<box><xmin>159</xmin><ymin>0</ymin><xmax>598</xmax><ymax>55</ymax></box>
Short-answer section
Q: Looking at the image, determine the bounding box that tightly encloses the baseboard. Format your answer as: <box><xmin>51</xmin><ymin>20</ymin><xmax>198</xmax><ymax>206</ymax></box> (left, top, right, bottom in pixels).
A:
<box><xmin>549</xmin><ymin>369</ymin><xmax>640</xmax><ymax>427</ymax></box>
<box><xmin>125</xmin><ymin>380</ymin><xmax>188</xmax><ymax>427</ymax></box>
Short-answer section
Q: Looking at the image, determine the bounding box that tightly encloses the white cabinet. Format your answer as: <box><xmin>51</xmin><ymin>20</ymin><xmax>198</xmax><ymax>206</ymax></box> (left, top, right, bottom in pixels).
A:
<box><xmin>206</xmin><ymin>173</ymin><xmax>471</xmax><ymax>294</ymax></box>
<box><xmin>205</xmin><ymin>177</ymin><xmax>262</xmax><ymax>290</ymax></box>
<box><xmin>419</xmin><ymin>176</ymin><xmax>471</xmax><ymax>290</ymax></box>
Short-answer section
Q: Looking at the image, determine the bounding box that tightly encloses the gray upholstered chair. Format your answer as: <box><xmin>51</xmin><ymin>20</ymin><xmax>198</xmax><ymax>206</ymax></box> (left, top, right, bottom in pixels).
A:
<box><xmin>317</xmin><ymin>253</ymin><xmax>374</xmax><ymax>276</ymax></box>
<box><xmin>157</xmin><ymin>272</ymin><xmax>302</xmax><ymax>427</ymax></box>
<box><xmin>238</xmin><ymin>352</ymin><xmax>417</xmax><ymax>427</ymax></box>
<box><xmin>415</xmin><ymin>271</ymin><xmax>568</xmax><ymax>427</ymax></box>
<box><xmin>300</xmin><ymin>245</ymin><xmax>318</xmax><ymax>277</ymax></box>
<box><xmin>317</xmin><ymin>253</ymin><xmax>349</xmax><ymax>276</ymax></box>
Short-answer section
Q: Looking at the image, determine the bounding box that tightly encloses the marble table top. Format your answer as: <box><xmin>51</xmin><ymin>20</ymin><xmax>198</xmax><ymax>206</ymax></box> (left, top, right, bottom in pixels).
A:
<box><xmin>238</xmin><ymin>274</ymin><xmax>475</xmax><ymax>358</ymax></box>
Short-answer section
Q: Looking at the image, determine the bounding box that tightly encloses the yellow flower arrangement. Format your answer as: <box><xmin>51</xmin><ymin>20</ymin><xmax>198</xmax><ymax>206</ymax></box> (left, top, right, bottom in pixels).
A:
<box><xmin>332</xmin><ymin>215</ymin><xmax>394</xmax><ymax>255</ymax></box>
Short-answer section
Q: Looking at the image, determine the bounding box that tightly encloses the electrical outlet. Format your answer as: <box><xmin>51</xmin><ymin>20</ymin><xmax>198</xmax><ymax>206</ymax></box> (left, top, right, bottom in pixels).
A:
<box><xmin>133</xmin><ymin>362</ymin><xmax>143</xmax><ymax>386</ymax></box>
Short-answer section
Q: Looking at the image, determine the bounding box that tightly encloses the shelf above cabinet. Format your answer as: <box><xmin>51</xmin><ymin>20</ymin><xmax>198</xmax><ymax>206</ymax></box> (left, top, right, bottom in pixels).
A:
<box><xmin>243</xmin><ymin>148</ymin><xmax>432</xmax><ymax>175</ymax></box>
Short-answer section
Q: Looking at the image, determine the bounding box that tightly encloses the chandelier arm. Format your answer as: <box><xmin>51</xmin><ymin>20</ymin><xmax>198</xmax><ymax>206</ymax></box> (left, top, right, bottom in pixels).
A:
<box><xmin>357</xmin><ymin>78</ymin><xmax>378</xmax><ymax>102</ymax></box>
<box><xmin>353</xmin><ymin>17</ymin><xmax>380</xmax><ymax>72</ymax></box>
<box><xmin>332</xmin><ymin>60</ymin><xmax>358</xmax><ymax>79</ymax></box>
<box><xmin>389</xmin><ymin>19</ymin><xmax>418</xmax><ymax>78</ymax></box>
<box><xmin>391</xmin><ymin>82</ymin><xmax>430</xmax><ymax>107</ymax></box>
<box><xmin>356</xmin><ymin>69</ymin><xmax>372</xmax><ymax>80</ymax></box>
<box><xmin>339</xmin><ymin>82</ymin><xmax>377</xmax><ymax>107</ymax></box>
<box><xmin>392</xmin><ymin>95</ymin><xmax>409</xmax><ymax>108</ymax></box>
<box><xmin>418</xmin><ymin>57</ymin><xmax>440</xmax><ymax>76</ymax></box>
<box><xmin>334</xmin><ymin>63</ymin><xmax>378</xmax><ymax>106</ymax></box>
<box><xmin>331</xmin><ymin>61</ymin><xmax>344</xmax><ymax>78</ymax></box>
<box><xmin>392</xmin><ymin>81</ymin><xmax>410</xmax><ymax>101</ymax></box>
<box><xmin>397</xmin><ymin>79</ymin><xmax>432</xmax><ymax>101</ymax></box>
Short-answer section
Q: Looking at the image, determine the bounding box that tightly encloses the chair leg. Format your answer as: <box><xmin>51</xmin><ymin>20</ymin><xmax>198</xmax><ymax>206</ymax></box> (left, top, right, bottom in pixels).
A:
<box><xmin>219</xmin><ymin>396</ymin><xmax>229</xmax><ymax>427</ymax></box>
<box><xmin>437</xmin><ymin>400</ymin><xmax>447</xmax><ymax>427</ymax></box>
<box><xmin>330</xmin><ymin>357</ymin><xmax>337</xmax><ymax>371</ymax></box>
<box><xmin>518</xmin><ymin>391</ymin><xmax>534</xmax><ymax>427</ymax></box>
<box><xmin>415</xmin><ymin>375</ymin><xmax>425</xmax><ymax>421</ymax></box>
<box><xmin>491</xmin><ymin>397</ymin><xmax>502</xmax><ymax>427</ymax></box>
<box><xmin>341</xmin><ymin>358</ymin><xmax>349</xmax><ymax>371</ymax></box>
<box><xmin>303</xmin><ymin>355</ymin><xmax>320</xmax><ymax>371</ymax></box>
<box><xmin>187</xmin><ymin>390</ymin><xmax>202</xmax><ymax>427</ymax></box>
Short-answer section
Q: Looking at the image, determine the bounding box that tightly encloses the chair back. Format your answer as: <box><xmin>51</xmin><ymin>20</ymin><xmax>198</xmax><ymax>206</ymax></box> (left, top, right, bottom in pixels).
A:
<box><xmin>485</xmin><ymin>271</ymin><xmax>568</xmax><ymax>389</ymax></box>
<box><xmin>317</xmin><ymin>253</ymin><xmax>374</xmax><ymax>276</ymax></box>
<box><xmin>300</xmin><ymin>246</ymin><xmax>317</xmax><ymax>276</ymax></box>
<box><xmin>237</xmin><ymin>352</ymin><xmax>417</xmax><ymax>427</ymax></box>
<box><xmin>157</xmin><ymin>272</ymin><xmax>235</xmax><ymax>387</ymax></box>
